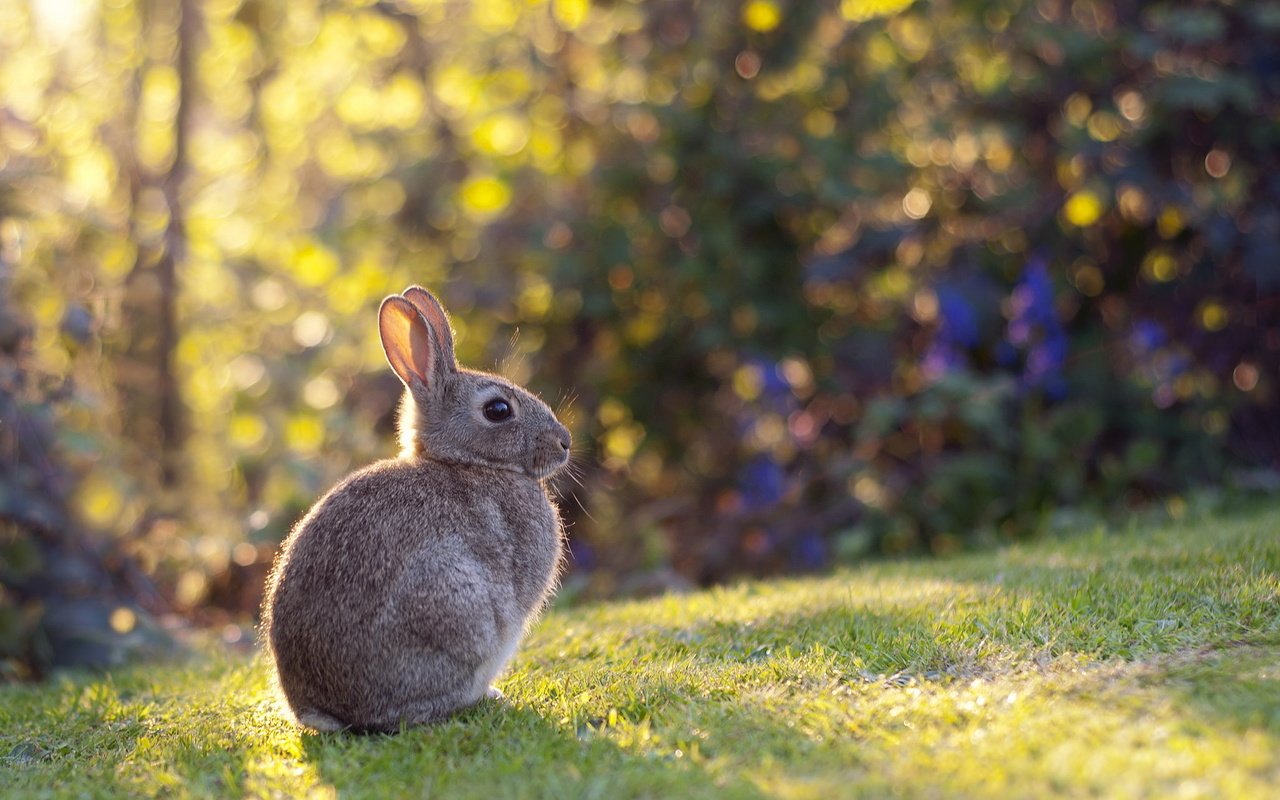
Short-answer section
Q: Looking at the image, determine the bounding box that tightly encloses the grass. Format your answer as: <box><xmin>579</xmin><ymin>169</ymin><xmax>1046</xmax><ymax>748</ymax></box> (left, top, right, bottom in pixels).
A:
<box><xmin>3</xmin><ymin>504</ymin><xmax>1279</xmax><ymax>799</ymax></box>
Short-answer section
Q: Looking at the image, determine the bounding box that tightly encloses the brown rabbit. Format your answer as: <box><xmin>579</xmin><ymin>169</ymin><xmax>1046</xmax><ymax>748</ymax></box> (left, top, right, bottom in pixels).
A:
<box><xmin>261</xmin><ymin>286</ymin><xmax>571</xmax><ymax>732</ymax></box>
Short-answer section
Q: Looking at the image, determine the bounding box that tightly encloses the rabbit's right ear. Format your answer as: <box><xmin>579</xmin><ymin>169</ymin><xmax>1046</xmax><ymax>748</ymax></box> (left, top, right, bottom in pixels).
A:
<box><xmin>379</xmin><ymin>295</ymin><xmax>439</xmax><ymax>390</ymax></box>
<box><xmin>401</xmin><ymin>286</ymin><xmax>457</xmax><ymax>371</ymax></box>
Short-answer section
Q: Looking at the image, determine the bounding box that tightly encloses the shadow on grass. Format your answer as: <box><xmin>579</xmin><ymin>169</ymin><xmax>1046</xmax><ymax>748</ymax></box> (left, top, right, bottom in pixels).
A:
<box><xmin>294</xmin><ymin>698</ymin><xmax>767</xmax><ymax>799</ymax></box>
<box><xmin>1156</xmin><ymin>645</ymin><xmax>1280</xmax><ymax>734</ymax></box>
<box><xmin>0</xmin><ymin>670</ymin><xmax>759</xmax><ymax>799</ymax></box>
<box><xmin>627</xmin><ymin>514</ymin><xmax>1280</xmax><ymax>678</ymax></box>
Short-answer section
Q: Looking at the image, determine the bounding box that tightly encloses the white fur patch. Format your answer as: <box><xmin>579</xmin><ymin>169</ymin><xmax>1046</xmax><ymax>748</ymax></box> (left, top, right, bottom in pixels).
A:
<box><xmin>297</xmin><ymin>709</ymin><xmax>346</xmax><ymax>732</ymax></box>
<box><xmin>473</xmin><ymin>629</ymin><xmax>522</xmax><ymax>697</ymax></box>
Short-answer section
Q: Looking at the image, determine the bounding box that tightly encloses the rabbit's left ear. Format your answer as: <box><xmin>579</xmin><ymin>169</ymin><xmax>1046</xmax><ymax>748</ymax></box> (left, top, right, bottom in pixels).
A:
<box><xmin>402</xmin><ymin>286</ymin><xmax>457</xmax><ymax>372</ymax></box>
<box><xmin>379</xmin><ymin>296</ymin><xmax>440</xmax><ymax>391</ymax></box>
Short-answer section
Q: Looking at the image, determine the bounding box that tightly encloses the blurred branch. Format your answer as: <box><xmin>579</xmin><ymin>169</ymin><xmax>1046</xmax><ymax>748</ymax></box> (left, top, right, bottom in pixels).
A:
<box><xmin>118</xmin><ymin>0</ymin><xmax>198</xmax><ymax>491</ymax></box>
<box><xmin>155</xmin><ymin>0</ymin><xmax>196</xmax><ymax>487</ymax></box>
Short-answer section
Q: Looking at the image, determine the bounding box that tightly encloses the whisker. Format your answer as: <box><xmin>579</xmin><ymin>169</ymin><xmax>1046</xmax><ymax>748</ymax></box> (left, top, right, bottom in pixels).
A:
<box><xmin>557</xmin><ymin>389</ymin><xmax>579</xmax><ymax>414</ymax></box>
<box><xmin>495</xmin><ymin>327</ymin><xmax>531</xmax><ymax>377</ymax></box>
<box><xmin>564</xmin><ymin>455</ymin><xmax>588</xmax><ymax>488</ymax></box>
<box><xmin>569</xmin><ymin>488</ymin><xmax>597</xmax><ymax>523</ymax></box>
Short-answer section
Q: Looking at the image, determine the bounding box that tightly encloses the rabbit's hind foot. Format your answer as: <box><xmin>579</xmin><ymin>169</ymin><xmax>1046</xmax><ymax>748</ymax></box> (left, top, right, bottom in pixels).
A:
<box><xmin>296</xmin><ymin>708</ymin><xmax>347</xmax><ymax>733</ymax></box>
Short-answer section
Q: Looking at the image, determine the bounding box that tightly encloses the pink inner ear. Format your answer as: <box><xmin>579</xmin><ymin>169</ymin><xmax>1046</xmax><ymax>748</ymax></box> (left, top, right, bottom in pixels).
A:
<box><xmin>405</xmin><ymin>314</ymin><xmax>435</xmax><ymax>379</ymax></box>
<box><xmin>380</xmin><ymin>298</ymin><xmax>436</xmax><ymax>388</ymax></box>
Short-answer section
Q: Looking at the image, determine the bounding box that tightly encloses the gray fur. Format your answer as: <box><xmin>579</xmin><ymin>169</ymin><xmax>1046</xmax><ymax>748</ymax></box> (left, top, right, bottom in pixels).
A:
<box><xmin>262</xmin><ymin>286</ymin><xmax>571</xmax><ymax>733</ymax></box>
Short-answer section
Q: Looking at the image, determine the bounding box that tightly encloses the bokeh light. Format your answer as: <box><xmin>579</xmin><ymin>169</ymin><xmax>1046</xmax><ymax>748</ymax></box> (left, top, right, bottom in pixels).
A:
<box><xmin>0</xmin><ymin>0</ymin><xmax>1275</xmax><ymax>651</ymax></box>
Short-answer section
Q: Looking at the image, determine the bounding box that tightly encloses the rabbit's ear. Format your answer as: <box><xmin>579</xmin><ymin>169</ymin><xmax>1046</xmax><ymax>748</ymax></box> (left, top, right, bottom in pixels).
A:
<box><xmin>379</xmin><ymin>295</ymin><xmax>439</xmax><ymax>390</ymax></box>
<box><xmin>402</xmin><ymin>286</ymin><xmax>457</xmax><ymax>371</ymax></box>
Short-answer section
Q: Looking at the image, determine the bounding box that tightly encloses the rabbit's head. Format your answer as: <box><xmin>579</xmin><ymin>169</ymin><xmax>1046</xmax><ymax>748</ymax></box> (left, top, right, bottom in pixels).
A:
<box><xmin>378</xmin><ymin>287</ymin><xmax>571</xmax><ymax>480</ymax></box>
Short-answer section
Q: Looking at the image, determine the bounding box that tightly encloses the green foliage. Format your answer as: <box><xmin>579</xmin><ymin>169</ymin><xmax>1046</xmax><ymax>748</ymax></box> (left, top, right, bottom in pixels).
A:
<box><xmin>3</xmin><ymin>504</ymin><xmax>1280</xmax><ymax>797</ymax></box>
<box><xmin>0</xmin><ymin>238</ymin><xmax>172</xmax><ymax>678</ymax></box>
<box><xmin>844</xmin><ymin>364</ymin><xmax>1231</xmax><ymax>554</ymax></box>
<box><xmin>0</xmin><ymin>245</ymin><xmax>70</xmax><ymax>673</ymax></box>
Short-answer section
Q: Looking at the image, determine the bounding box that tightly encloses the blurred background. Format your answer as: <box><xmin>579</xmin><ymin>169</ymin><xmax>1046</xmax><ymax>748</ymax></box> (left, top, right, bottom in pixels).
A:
<box><xmin>1</xmin><ymin>0</ymin><xmax>1277</xmax><ymax>678</ymax></box>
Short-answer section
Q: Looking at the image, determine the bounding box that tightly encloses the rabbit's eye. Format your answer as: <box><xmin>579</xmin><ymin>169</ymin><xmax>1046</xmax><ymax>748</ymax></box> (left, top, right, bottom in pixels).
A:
<box><xmin>483</xmin><ymin>398</ymin><xmax>513</xmax><ymax>422</ymax></box>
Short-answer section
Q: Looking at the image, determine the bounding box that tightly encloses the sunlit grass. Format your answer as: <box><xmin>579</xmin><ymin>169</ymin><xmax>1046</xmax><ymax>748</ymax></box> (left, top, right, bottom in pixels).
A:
<box><xmin>3</xmin><ymin>504</ymin><xmax>1278</xmax><ymax>798</ymax></box>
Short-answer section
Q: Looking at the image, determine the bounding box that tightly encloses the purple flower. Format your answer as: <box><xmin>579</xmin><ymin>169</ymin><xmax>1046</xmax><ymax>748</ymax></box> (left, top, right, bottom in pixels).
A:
<box><xmin>1011</xmin><ymin>257</ymin><xmax>1056</xmax><ymax>318</ymax></box>
<box><xmin>1008</xmin><ymin>318</ymin><xmax>1033</xmax><ymax>346</ymax></box>
<box><xmin>936</xmin><ymin>286</ymin><xmax>980</xmax><ymax>347</ymax></box>
<box><xmin>568</xmin><ymin>537</ymin><xmax>596</xmax><ymax>571</ymax></box>
<box><xmin>1006</xmin><ymin>257</ymin><xmax>1069</xmax><ymax>400</ymax></box>
<box><xmin>996</xmin><ymin>340</ymin><xmax>1019</xmax><ymax>367</ymax></box>
<box><xmin>922</xmin><ymin>285</ymin><xmax>979</xmax><ymax>378</ymax></box>
<box><xmin>922</xmin><ymin>341</ymin><xmax>966</xmax><ymax>380</ymax></box>
<box><xmin>739</xmin><ymin>355</ymin><xmax>790</xmax><ymax>400</ymax></box>
<box><xmin>1129</xmin><ymin>320</ymin><xmax>1166</xmax><ymax>355</ymax></box>
<box><xmin>790</xmin><ymin>529</ymin><xmax>828</xmax><ymax>570</ymax></box>
<box><xmin>740</xmin><ymin>454</ymin><xmax>785</xmax><ymax>510</ymax></box>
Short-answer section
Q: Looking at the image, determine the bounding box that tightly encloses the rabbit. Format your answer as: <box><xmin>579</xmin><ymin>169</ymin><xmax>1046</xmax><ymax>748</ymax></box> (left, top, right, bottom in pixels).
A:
<box><xmin>261</xmin><ymin>286</ymin><xmax>572</xmax><ymax>733</ymax></box>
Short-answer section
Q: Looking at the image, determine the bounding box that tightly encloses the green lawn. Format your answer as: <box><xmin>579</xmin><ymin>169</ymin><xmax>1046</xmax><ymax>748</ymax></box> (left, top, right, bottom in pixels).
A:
<box><xmin>4</xmin><ymin>504</ymin><xmax>1279</xmax><ymax>799</ymax></box>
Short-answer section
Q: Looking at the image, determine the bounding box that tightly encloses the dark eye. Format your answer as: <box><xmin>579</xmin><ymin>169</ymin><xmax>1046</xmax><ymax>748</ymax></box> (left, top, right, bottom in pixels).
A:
<box><xmin>483</xmin><ymin>398</ymin><xmax>513</xmax><ymax>422</ymax></box>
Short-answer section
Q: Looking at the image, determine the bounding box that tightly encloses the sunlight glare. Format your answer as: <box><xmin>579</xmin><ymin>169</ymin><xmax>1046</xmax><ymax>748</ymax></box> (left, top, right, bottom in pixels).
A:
<box><xmin>30</xmin><ymin>0</ymin><xmax>96</xmax><ymax>44</ymax></box>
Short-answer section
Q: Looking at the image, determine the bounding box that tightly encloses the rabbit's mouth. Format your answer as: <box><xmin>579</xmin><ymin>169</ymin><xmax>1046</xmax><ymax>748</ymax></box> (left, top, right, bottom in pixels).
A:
<box><xmin>529</xmin><ymin>430</ymin><xmax>572</xmax><ymax>479</ymax></box>
<box><xmin>529</xmin><ymin>448</ymin><xmax>570</xmax><ymax>480</ymax></box>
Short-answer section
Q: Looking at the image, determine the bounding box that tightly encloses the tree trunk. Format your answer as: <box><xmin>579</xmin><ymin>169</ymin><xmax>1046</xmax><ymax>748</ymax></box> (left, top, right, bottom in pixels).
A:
<box><xmin>118</xmin><ymin>0</ymin><xmax>196</xmax><ymax>490</ymax></box>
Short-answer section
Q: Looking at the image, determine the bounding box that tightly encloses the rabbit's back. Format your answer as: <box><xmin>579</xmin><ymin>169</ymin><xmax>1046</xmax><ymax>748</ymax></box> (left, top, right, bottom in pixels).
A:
<box><xmin>264</xmin><ymin>457</ymin><xmax>563</xmax><ymax>730</ymax></box>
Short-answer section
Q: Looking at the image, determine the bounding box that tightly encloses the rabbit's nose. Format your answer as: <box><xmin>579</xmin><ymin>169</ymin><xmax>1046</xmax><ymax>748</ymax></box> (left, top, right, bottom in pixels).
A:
<box><xmin>556</xmin><ymin>426</ymin><xmax>572</xmax><ymax>452</ymax></box>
